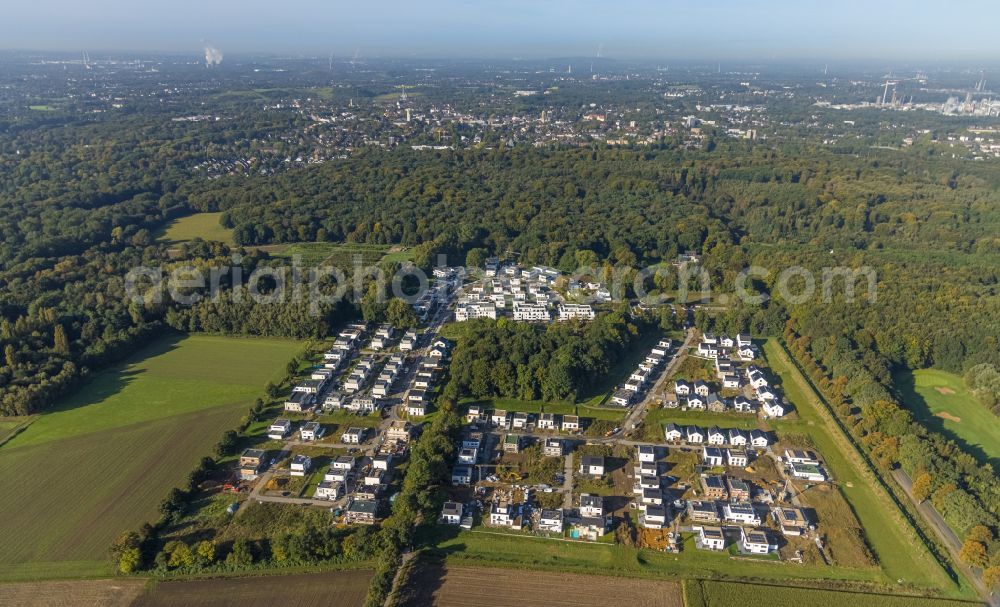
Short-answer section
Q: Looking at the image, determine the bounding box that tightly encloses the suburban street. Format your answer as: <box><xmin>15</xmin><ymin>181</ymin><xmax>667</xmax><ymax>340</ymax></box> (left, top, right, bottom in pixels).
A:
<box><xmin>616</xmin><ymin>327</ymin><xmax>697</xmax><ymax>437</ymax></box>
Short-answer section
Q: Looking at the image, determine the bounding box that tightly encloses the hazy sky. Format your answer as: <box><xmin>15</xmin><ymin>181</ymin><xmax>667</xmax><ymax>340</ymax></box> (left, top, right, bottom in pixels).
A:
<box><xmin>4</xmin><ymin>0</ymin><xmax>1000</xmax><ymax>61</ymax></box>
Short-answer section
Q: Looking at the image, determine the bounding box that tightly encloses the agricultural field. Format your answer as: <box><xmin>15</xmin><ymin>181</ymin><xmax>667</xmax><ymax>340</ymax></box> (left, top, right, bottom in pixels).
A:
<box><xmin>0</xmin><ymin>578</ymin><xmax>146</xmax><ymax>607</ymax></box>
<box><xmin>133</xmin><ymin>569</ymin><xmax>372</xmax><ymax>606</ymax></box>
<box><xmin>894</xmin><ymin>368</ymin><xmax>1000</xmax><ymax>464</ymax></box>
<box><xmin>155</xmin><ymin>212</ymin><xmax>234</xmax><ymax>245</ymax></box>
<box><xmin>0</xmin><ymin>334</ymin><xmax>304</xmax><ymax>581</ymax></box>
<box><xmin>684</xmin><ymin>579</ymin><xmax>981</xmax><ymax>607</ymax></box>
<box><xmin>399</xmin><ymin>563</ymin><xmax>683</xmax><ymax>607</ymax></box>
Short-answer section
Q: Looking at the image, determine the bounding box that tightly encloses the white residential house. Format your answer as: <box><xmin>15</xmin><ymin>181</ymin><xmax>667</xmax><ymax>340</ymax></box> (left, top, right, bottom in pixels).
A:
<box><xmin>741</xmin><ymin>528</ymin><xmax>776</xmax><ymax>554</ymax></box>
<box><xmin>561</xmin><ymin>415</ymin><xmax>580</xmax><ymax>432</ymax></box>
<box><xmin>750</xmin><ymin>430</ymin><xmax>771</xmax><ymax>448</ymax></box>
<box><xmin>728</xmin><ymin>429</ymin><xmax>748</xmax><ymax>446</ymax></box>
<box><xmin>440</xmin><ymin>502</ymin><xmax>463</xmax><ymax>525</ymax></box>
<box><xmin>746</xmin><ymin>367</ymin><xmax>769</xmax><ymax>389</ymax></box>
<box><xmin>640</xmin><ymin>504</ymin><xmax>669</xmax><ymax>529</ymax></box>
<box><xmin>466</xmin><ymin>405</ymin><xmax>483</xmax><ymax>422</ymax></box>
<box><xmin>557</xmin><ymin>303</ymin><xmax>595</xmax><ymax>321</ymax></box>
<box><xmin>698</xmin><ymin>526</ymin><xmax>726</xmax><ymax>551</ymax></box>
<box><xmin>489</xmin><ymin>502</ymin><xmax>517</xmax><ymax>527</ymax></box>
<box><xmin>314</xmin><ymin>480</ymin><xmax>344</xmax><ymax>500</ymax></box>
<box><xmin>686</xmin><ymin>396</ymin><xmax>705</xmax><ymax>410</ymax></box>
<box><xmin>694</xmin><ymin>381</ymin><xmax>710</xmax><ymax>397</ymax></box>
<box><xmin>722</xmin><ymin>375</ymin><xmax>742</xmax><ymax>389</ymax></box>
<box><xmin>542</xmin><ymin>438</ymin><xmax>563</xmax><ymax>457</ymax></box>
<box><xmin>457</xmin><ymin>448</ymin><xmax>478</xmax><ymax>465</ymax></box>
<box><xmin>372</xmin><ymin>381</ymin><xmax>391</xmax><ymax>398</ymax></box>
<box><xmin>790</xmin><ymin>463</ymin><xmax>827</xmax><ymax>482</ymax></box>
<box><xmin>512</xmin><ymin>301</ymin><xmax>551</xmax><ymax>322</ymax></box>
<box><xmin>733</xmin><ymin>396</ymin><xmax>755</xmax><ymax>413</ymax></box>
<box><xmin>724</xmin><ymin>502</ymin><xmax>761</xmax><ymax>526</ymax></box>
<box><xmin>373</xmin><ymin>453</ymin><xmax>393</xmax><ymax>471</ymax></box>
<box><xmin>674</xmin><ymin>380</ymin><xmax>691</xmax><ymax>395</ymax></box>
<box><xmin>784</xmin><ymin>450</ymin><xmax>820</xmax><ymax>465</ymax></box>
<box><xmin>762</xmin><ymin>400</ymin><xmax>786</xmax><ymax>418</ymax></box>
<box><xmin>290</xmin><ymin>455</ymin><xmax>312</xmax><ymax>477</ymax></box>
<box><xmin>665</xmin><ymin>423</ymin><xmax>684</xmax><ymax>442</ymax></box>
<box><xmin>331</xmin><ymin>455</ymin><xmax>355</xmax><ymax>471</ymax></box>
<box><xmin>341</xmin><ymin>427</ymin><xmax>366</xmax><ymax>444</ymax></box>
<box><xmin>579</xmin><ymin>456</ymin><xmax>605</xmax><ymax>477</ymax></box>
<box><xmin>491</xmin><ymin>410</ymin><xmax>510</xmax><ymax>428</ymax></box>
<box><xmin>737</xmin><ymin>333</ymin><xmax>752</xmax><ymax>347</ymax></box>
<box><xmin>686</xmin><ymin>426</ymin><xmax>704</xmax><ymax>444</ymax></box>
<box><xmin>537</xmin><ymin>413</ymin><xmax>557</xmax><ymax>430</ymax></box>
<box><xmin>611</xmin><ymin>389</ymin><xmax>633</xmax><ymax>407</ymax></box>
<box><xmin>538</xmin><ymin>509</ymin><xmax>564</xmax><ymax>533</ymax></box>
<box><xmin>580</xmin><ymin>494</ymin><xmax>604</xmax><ymax>518</ymax></box>
<box><xmin>727</xmin><ymin>449</ymin><xmax>749</xmax><ymax>467</ymax></box>
<box><xmin>707</xmin><ymin>427</ymin><xmax>726</xmax><ymax>445</ymax></box>
<box><xmin>702</xmin><ymin>446</ymin><xmax>725</xmax><ymax>467</ymax></box>
<box><xmin>511</xmin><ymin>412</ymin><xmax>530</xmax><ymax>429</ymax></box>
<box><xmin>364</xmin><ymin>469</ymin><xmax>385</xmax><ymax>486</ymax></box>
<box><xmin>637</xmin><ymin>445</ymin><xmax>657</xmax><ymax>463</ymax></box>
<box><xmin>300</xmin><ymin>421</ymin><xmax>325</xmax><ymax>441</ymax></box>
<box><xmin>268</xmin><ymin>419</ymin><xmax>292</xmax><ymax>440</ymax></box>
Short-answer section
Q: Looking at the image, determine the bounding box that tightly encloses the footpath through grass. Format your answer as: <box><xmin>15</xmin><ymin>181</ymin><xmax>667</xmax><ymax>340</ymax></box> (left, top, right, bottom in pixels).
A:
<box><xmin>0</xmin><ymin>333</ymin><xmax>305</xmax><ymax>581</ymax></box>
<box><xmin>763</xmin><ymin>339</ymin><xmax>970</xmax><ymax>597</ymax></box>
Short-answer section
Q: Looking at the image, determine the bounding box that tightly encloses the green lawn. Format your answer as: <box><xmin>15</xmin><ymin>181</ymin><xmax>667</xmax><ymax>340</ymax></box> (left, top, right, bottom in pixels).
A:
<box><xmin>0</xmin><ymin>333</ymin><xmax>305</xmax><ymax>581</ymax></box>
<box><xmin>432</xmin><ymin>529</ymin><xmax>880</xmax><ymax>585</ymax></box>
<box><xmin>763</xmin><ymin>339</ymin><xmax>969</xmax><ymax>597</ymax></box>
<box><xmin>894</xmin><ymin>368</ymin><xmax>1000</xmax><ymax>466</ymax></box>
<box><xmin>155</xmin><ymin>212</ymin><xmax>234</xmax><ymax>245</ymax></box>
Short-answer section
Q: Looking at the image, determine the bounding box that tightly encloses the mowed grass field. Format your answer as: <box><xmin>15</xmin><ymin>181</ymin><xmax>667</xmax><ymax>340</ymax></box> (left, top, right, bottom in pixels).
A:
<box><xmin>894</xmin><ymin>368</ymin><xmax>1000</xmax><ymax>464</ymax></box>
<box><xmin>0</xmin><ymin>334</ymin><xmax>304</xmax><ymax>581</ymax></box>
<box><xmin>132</xmin><ymin>569</ymin><xmax>372</xmax><ymax>607</ymax></box>
<box><xmin>430</xmin><ymin>529</ymin><xmax>881</xmax><ymax>585</ymax></box>
<box><xmin>762</xmin><ymin>339</ymin><xmax>965</xmax><ymax>595</ymax></box>
<box><xmin>684</xmin><ymin>579</ymin><xmax>981</xmax><ymax>607</ymax></box>
<box><xmin>155</xmin><ymin>212</ymin><xmax>234</xmax><ymax>245</ymax></box>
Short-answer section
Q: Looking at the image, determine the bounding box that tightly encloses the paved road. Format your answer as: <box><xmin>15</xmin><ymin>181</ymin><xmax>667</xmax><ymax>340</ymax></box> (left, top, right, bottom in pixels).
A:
<box><xmin>894</xmin><ymin>469</ymin><xmax>998</xmax><ymax>607</ymax></box>
<box><xmin>617</xmin><ymin>328</ymin><xmax>697</xmax><ymax>437</ymax></box>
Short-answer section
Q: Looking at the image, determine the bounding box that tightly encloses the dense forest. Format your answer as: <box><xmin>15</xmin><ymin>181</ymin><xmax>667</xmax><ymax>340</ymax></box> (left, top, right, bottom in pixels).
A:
<box><xmin>443</xmin><ymin>310</ymin><xmax>642</xmax><ymax>403</ymax></box>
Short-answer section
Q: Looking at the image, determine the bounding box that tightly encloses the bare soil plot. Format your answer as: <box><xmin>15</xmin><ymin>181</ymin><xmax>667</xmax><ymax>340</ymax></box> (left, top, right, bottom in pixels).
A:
<box><xmin>0</xmin><ymin>578</ymin><xmax>146</xmax><ymax>607</ymax></box>
<box><xmin>132</xmin><ymin>569</ymin><xmax>372</xmax><ymax>607</ymax></box>
<box><xmin>399</xmin><ymin>563</ymin><xmax>683</xmax><ymax>607</ymax></box>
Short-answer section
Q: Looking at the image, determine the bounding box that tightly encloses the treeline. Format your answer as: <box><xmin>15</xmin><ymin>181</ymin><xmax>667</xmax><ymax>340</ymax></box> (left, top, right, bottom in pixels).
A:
<box><xmin>443</xmin><ymin>310</ymin><xmax>642</xmax><ymax>403</ymax></box>
<box><xmin>965</xmin><ymin>364</ymin><xmax>1000</xmax><ymax>416</ymax></box>
<box><xmin>783</xmin><ymin>323</ymin><xmax>1000</xmax><ymax>577</ymax></box>
<box><xmin>362</xmin><ymin>401</ymin><xmax>463</xmax><ymax>607</ymax></box>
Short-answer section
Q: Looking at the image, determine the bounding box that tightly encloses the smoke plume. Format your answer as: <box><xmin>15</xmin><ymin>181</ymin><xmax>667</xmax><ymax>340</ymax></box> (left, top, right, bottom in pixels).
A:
<box><xmin>204</xmin><ymin>45</ymin><xmax>223</xmax><ymax>67</ymax></box>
